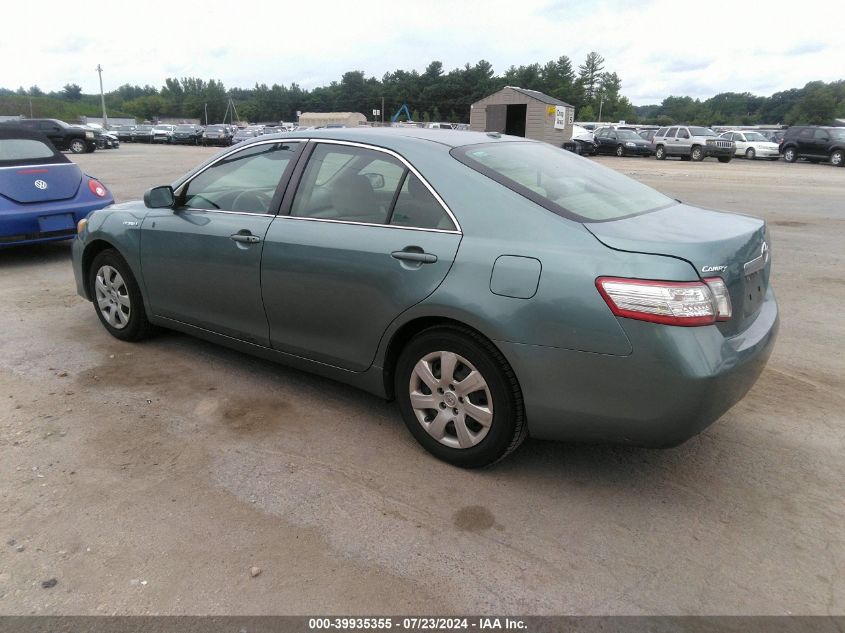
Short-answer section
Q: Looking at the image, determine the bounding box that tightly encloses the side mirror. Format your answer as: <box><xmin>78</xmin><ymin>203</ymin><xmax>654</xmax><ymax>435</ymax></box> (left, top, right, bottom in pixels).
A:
<box><xmin>363</xmin><ymin>173</ymin><xmax>385</xmax><ymax>189</ymax></box>
<box><xmin>144</xmin><ymin>185</ymin><xmax>175</xmax><ymax>209</ymax></box>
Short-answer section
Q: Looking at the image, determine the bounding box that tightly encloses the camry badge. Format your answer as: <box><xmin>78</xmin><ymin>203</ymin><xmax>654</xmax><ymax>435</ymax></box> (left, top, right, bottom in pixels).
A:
<box><xmin>34</xmin><ymin>179</ymin><xmax>48</xmax><ymax>190</ymax></box>
<box><xmin>702</xmin><ymin>265</ymin><xmax>727</xmax><ymax>273</ymax></box>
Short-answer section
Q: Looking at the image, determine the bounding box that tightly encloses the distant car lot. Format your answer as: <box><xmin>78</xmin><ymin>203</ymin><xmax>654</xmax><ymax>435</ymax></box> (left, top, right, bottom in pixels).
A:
<box><xmin>1</xmin><ymin>143</ymin><xmax>843</xmax><ymax>614</ymax></box>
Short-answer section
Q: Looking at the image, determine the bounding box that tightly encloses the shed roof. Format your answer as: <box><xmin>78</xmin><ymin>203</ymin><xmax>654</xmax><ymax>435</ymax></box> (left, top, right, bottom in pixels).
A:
<box><xmin>505</xmin><ymin>86</ymin><xmax>573</xmax><ymax>108</ymax></box>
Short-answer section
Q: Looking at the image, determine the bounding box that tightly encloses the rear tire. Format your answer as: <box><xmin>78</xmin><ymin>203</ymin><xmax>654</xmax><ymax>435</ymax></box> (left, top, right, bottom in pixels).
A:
<box><xmin>394</xmin><ymin>326</ymin><xmax>526</xmax><ymax>468</ymax></box>
<box><xmin>89</xmin><ymin>249</ymin><xmax>153</xmax><ymax>342</ymax></box>
<box><xmin>783</xmin><ymin>146</ymin><xmax>798</xmax><ymax>163</ymax></box>
<box><xmin>655</xmin><ymin>145</ymin><xmax>666</xmax><ymax>160</ymax></box>
<box><xmin>831</xmin><ymin>150</ymin><xmax>844</xmax><ymax>167</ymax></box>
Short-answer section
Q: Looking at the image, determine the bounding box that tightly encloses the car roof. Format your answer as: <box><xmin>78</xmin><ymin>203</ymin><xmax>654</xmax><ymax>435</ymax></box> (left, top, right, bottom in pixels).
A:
<box><xmin>242</xmin><ymin>127</ymin><xmax>531</xmax><ymax>150</ymax></box>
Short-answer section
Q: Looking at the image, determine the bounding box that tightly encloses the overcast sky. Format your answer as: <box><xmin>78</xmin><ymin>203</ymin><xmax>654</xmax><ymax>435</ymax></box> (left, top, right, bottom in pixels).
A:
<box><xmin>2</xmin><ymin>0</ymin><xmax>843</xmax><ymax>105</ymax></box>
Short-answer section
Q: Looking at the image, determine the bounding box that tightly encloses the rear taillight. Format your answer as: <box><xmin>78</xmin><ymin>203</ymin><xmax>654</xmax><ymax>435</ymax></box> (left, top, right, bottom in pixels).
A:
<box><xmin>703</xmin><ymin>277</ymin><xmax>732</xmax><ymax>321</ymax></box>
<box><xmin>88</xmin><ymin>178</ymin><xmax>107</xmax><ymax>198</ymax></box>
<box><xmin>596</xmin><ymin>277</ymin><xmax>731</xmax><ymax>327</ymax></box>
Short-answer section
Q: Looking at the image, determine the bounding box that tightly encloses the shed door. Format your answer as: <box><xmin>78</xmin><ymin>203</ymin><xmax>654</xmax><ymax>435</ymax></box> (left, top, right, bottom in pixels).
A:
<box><xmin>486</xmin><ymin>104</ymin><xmax>506</xmax><ymax>133</ymax></box>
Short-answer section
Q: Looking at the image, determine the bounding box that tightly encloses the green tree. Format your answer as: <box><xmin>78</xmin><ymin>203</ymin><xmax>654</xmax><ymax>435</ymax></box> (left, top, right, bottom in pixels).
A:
<box><xmin>577</xmin><ymin>52</ymin><xmax>605</xmax><ymax>101</ymax></box>
<box><xmin>62</xmin><ymin>83</ymin><xmax>82</xmax><ymax>101</ymax></box>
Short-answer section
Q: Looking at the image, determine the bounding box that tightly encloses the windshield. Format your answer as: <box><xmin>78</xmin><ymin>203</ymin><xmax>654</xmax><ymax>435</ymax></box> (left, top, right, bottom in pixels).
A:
<box><xmin>153</xmin><ymin>126</ymin><xmax>171</xmax><ymax>131</ymax></box>
<box><xmin>689</xmin><ymin>127</ymin><xmax>716</xmax><ymax>137</ymax></box>
<box><xmin>206</xmin><ymin>126</ymin><xmax>225</xmax><ymax>132</ymax></box>
<box><xmin>743</xmin><ymin>132</ymin><xmax>768</xmax><ymax>142</ymax></box>
<box><xmin>176</xmin><ymin>125</ymin><xmax>195</xmax><ymax>131</ymax></box>
<box><xmin>452</xmin><ymin>141</ymin><xmax>675</xmax><ymax>222</ymax></box>
<box><xmin>616</xmin><ymin>130</ymin><xmax>642</xmax><ymax>140</ymax></box>
<box><xmin>137</xmin><ymin>125</ymin><xmax>153</xmax><ymax>131</ymax></box>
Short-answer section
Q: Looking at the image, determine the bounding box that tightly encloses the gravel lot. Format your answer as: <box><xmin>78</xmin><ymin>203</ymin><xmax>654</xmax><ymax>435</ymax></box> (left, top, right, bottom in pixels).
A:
<box><xmin>1</xmin><ymin>142</ymin><xmax>843</xmax><ymax>615</ymax></box>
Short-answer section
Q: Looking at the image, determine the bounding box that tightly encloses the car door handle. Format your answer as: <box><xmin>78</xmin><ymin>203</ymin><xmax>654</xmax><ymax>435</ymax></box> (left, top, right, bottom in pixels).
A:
<box><xmin>230</xmin><ymin>233</ymin><xmax>261</xmax><ymax>244</ymax></box>
<box><xmin>391</xmin><ymin>249</ymin><xmax>437</xmax><ymax>264</ymax></box>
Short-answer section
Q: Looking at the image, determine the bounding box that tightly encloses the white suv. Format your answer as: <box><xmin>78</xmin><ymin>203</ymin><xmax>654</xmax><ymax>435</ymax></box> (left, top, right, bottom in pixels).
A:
<box><xmin>652</xmin><ymin>126</ymin><xmax>734</xmax><ymax>162</ymax></box>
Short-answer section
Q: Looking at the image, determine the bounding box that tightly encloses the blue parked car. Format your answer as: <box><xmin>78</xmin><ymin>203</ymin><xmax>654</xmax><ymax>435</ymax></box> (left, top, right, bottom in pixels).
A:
<box><xmin>0</xmin><ymin>125</ymin><xmax>113</xmax><ymax>247</ymax></box>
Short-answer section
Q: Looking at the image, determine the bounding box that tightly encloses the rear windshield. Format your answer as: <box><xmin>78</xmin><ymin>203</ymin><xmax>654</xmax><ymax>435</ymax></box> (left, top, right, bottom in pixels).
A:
<box><xmin>0</xmin><ymin>138</ymin><xmax>57</xmax><ymax>162</ymax></box>
<box><xmin>451</xmin><ymin>141</ymin><xmax>674</xmax><ymax>222</ymax></box>
<box><xmin>176</xmin><ymin>125</ymin><xmax>196</xmax><ymax>131</ymax></box>
<box><xmin>206</xmin><ymin>126</ymin><xmax>225</xmax><ymax>132</ymax></box>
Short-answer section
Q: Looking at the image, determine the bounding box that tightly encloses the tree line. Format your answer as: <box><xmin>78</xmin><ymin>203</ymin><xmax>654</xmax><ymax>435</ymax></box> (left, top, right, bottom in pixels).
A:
<box><xmin>1</xmin><ymin>53</ymin><xmax>842</xmax><ymax>126</ymax></box>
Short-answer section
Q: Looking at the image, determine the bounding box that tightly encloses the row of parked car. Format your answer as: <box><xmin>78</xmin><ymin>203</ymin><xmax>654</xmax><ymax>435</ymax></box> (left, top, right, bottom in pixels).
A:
<box><xmin>109</xmin><ymin>123</ymin><xmax>294</xmax><ymax>147</ymax></box>
<box><xmin>569</xmin><ymin>124</ymin><xmax>845</xmax><ymax>166</ymax></box>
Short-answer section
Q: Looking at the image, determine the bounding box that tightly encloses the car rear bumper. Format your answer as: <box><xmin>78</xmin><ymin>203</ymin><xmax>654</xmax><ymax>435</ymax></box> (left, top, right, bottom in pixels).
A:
<box><xmin>498</xmin><ymin>287</ymin><xmax>778</xmax><ymax>446</ymax></box>
<box><xmin>0</xmin><ymin>198</ymin><xmax>112</xmax><ymax>248</ymax></box>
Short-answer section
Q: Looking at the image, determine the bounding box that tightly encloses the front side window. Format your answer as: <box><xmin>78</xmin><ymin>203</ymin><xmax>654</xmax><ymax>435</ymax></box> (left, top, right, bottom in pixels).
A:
<box><xmin>813</xmin><ymin>129</ymin><xmax>830</xmax><ymax>140</ymax></box>
<box><xmin>452</xmin><ymin>141</ymin><xmax>674</xmax><ymax>222</ymax></box>
<box><xmin>181</xmin><ymin>141</ymin><xmax>299</xmax><ymax>214</ymax></box>
<box><xmin>677</xmin><ymin>128</ymin><xmax>690</xmax><ymax>139</ymax></box>
<box><xmin>291</xmin><ymin>144</ymin><xmax>405</xmax><ymax>224</ymax></box>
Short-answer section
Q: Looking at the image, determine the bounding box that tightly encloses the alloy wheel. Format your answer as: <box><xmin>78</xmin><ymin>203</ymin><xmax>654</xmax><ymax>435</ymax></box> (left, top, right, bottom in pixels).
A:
<box><xmin>832</xmin><ymin>151</ymin><xmax>844</xmax><ymax>167</ymax></box>
<box><xmin>409</xmin><ymin>350</ymin><xmax>493</xmax><ymax>449</ymax></box>
<box><xmin>94</xmin><ymin>265</ymin><xmax>131</xmax><ymax>329</ymax></box>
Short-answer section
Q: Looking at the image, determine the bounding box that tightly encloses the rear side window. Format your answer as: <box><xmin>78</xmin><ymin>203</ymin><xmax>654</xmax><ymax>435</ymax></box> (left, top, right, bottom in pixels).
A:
<box><xmin>452</xmin><ymin>141</ymin><xmax>674</xmax><ymax>222</ymax></box>
<box><xmin>291</xmin><ymin>144</ymin><xmax>405</xmax><ymax>224</ymax></box>
<box><xmin>666</xmin><ymin>127</ymin><xmax>678</xmax><ymax>137</ymax></box>
<box><xmin>390</xmin><ymin>174</ymin><xmax>454</xmax><ymax>230</ymax></box>
<box><xmin>656</xmin><ymin>127</ymin><xmax>668</xmax><ymax>136</ymax></box>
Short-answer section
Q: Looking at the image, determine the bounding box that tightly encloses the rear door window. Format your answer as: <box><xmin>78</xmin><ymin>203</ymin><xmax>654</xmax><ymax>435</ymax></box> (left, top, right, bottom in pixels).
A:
<box><xmin>667</xmin><ymin>127</ymin><xmax>678</xmax><ymax>138</ymax></box>
<box><xmin>291</xmin><ymin>144</ymin><xmax>405</xmax><ymax>224</ymax></box>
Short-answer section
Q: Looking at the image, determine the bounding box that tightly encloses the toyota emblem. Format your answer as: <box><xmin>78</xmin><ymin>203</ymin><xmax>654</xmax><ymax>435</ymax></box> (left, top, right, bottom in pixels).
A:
<box><xmin>34</xmin><ymin>179</ymin><xmax>48</xmax><ymax>190</ymax></box>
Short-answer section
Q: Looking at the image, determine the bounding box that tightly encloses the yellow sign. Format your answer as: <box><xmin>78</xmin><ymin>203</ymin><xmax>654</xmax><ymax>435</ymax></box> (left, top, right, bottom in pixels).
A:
<box><xmin>547</xmin><ymin>106</ymin><xmax>556</xmax><ymax>116</ymax></box>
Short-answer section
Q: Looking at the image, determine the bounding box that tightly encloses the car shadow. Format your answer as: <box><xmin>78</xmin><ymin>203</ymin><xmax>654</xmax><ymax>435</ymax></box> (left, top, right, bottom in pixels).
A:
<box><xmin>0</xmin><ymin>241</ymin><xmax>73</xmax><ymax>268</ymax></box>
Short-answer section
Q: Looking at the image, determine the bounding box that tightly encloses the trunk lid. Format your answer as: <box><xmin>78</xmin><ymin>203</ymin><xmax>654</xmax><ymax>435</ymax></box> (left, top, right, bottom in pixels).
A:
<box><xmin>585</xmin><ymin>203</ymin><xmax>770</xmax><ymax>335</ymax></box>
<box><xmin>0</xmin><ymin>163</ymin><xmax>83</xmax><ymax>203</ymax></box>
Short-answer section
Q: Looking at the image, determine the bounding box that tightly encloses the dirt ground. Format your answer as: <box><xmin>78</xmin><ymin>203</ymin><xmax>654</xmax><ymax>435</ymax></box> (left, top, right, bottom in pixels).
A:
<box><xmin>0</xmin><ymin>143</ymin><xmax>843</xmax><ymax>615</ymax></box>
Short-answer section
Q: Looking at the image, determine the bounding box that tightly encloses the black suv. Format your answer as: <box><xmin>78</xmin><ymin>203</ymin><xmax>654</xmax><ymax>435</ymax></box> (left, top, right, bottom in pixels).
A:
<box><xmin>781</xmin><ymin>126</ymin><xmax>845</xmax><ymax>167</ymax></box>
<box><xmin>7</xmin><ymin>118</ymin><xmax>96</xmax><ymax>153</ymax></box>
<box><xmin>172</xmin><ymin>124</ymin><xmax>204</xmax><ymax>145</ymax></box>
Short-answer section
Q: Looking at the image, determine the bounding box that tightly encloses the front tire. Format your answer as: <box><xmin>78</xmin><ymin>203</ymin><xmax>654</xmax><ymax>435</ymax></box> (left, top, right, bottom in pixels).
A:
<box><xmin>615</xmin><ymin>144</ymin><xmax>625</xmax><ymax>157</ymax></box>
<box><xmin>395</xmin><ymin>326</ymin><xmax>526</xmax><ymax>468</ymax></box>
<box><xmin>783</xmin><ymin>146</ymin><xmax>798</xmax><ymax>163</ymax></box>
<box><xmin>89</xmin><ymin>249</ymin><xmax>153</xmax><ymax>342</ymax></box>
<box><xmin>831</xmin><ymin>150</ymin><xmax>844</xmax><ymax>167</ymax></box>
<box><xmin>69</xmin><ymin>139</ymin><xmax>86</xmax><ymax>154</ymax></box>
<box><xmin>691</xmin><ymin>146</ymin><xmax>704</xmax><ymax>161</ymax></box>
<box><xmin>746</xmin><ymin>148</ymin><xmax>756</xmax><ymax>160</ymax></box>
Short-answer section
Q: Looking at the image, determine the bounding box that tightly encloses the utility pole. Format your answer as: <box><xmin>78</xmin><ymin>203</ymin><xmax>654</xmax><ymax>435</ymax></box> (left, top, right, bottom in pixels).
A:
<box><xmin>597</xmin><ymin>91</ymin><xmax>604</xmax><ymax>123</ymax></box>
<box><xmin>381</xmin><ymin>96</ymin><xmax>385</xmax><ymax>126</ymax></box>
<box><xmin>96</xmin><ymin>64</ymin><xmax>108</xmax><ymax>128</ymax></box>
<box><xmin>204</xmin><ymin>103</ymin><xmax>208</xmax><ymax>126</ymax></box>
<box><xmin>28</xmin><ymin>96</ymin><xmax>33</xmax><ymax>118</ymax></box>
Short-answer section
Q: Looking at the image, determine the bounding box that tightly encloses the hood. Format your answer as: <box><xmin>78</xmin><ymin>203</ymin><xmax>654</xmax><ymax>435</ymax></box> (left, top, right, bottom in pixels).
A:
<box><xmin>0</xmin><ymin>162</ymin><xmax>83</xmax><ymax>203</ymax></box>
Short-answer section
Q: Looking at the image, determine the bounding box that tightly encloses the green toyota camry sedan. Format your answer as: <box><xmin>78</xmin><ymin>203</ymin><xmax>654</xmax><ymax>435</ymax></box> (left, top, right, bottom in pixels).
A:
<box><xmin>72</xmin><ymin>128</ymin><xmax>778</xmax><ymax>467</ymax></box>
